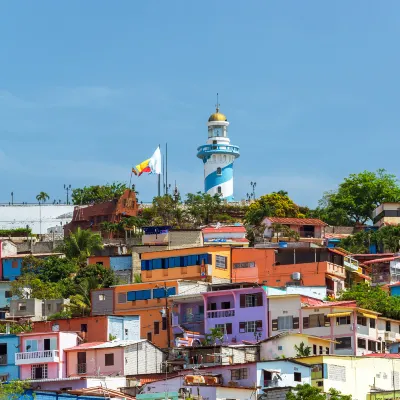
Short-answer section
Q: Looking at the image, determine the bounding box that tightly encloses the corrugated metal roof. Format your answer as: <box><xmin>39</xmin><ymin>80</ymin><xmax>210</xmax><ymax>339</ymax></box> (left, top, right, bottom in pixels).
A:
<box><xmin>65</xmin><ymin>339</ymin><xmax>147</xmax><ymax>351</ymax></box>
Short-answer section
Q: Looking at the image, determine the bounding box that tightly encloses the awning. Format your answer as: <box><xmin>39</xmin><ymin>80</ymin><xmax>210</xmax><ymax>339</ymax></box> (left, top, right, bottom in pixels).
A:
<box><xmin>361</xmin><ymin>313</ymin><xmax>377</xmax><ymax>320</ymax></box>
<box><xmin>355</xmin><ymin>273</ymin><xmax>372</xmax><ymax>281</ymax></box>
<box><xmin>327</xmin><ymin>312</ymin><xmax>352</xmax><ymax>318</ymax></box>
<box><xmin>326</xmin><ymin>274</ymin><xmax>343</xmax><ymax>281</ymax></box>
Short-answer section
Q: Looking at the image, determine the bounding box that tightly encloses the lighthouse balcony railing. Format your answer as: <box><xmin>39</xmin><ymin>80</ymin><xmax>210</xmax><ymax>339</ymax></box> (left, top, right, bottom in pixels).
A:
<box><xmin>197</xmin><ymin>144</ymin><xmax>240</xmax><ymax>154</ymax></box>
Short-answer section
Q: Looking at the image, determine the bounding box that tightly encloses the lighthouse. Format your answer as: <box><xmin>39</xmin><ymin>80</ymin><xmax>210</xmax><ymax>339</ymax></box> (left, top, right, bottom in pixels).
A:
<box><xmin>197</xmin><ymin>103</ymin><xmax>240</xmax><ymax>200</ymax></box>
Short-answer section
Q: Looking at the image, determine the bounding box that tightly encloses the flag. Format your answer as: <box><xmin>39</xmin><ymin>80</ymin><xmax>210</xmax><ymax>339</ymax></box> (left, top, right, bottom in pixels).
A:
<box><xmin>133</xmin><ymin>147</ymin><xmax>162</xmax><ymax>176</ymax></box>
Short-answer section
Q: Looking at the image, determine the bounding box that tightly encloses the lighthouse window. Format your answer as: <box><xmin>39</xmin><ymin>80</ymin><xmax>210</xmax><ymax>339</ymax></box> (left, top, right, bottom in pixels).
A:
<box><xmin>217</xmin><ymin>167</ymin><xmax>222</xmax><ymax>176</ymax></box>
<box><xmin>217</xmin><ymin>186</ymin><xmax>222</xmax><ymax>194</ymax></box>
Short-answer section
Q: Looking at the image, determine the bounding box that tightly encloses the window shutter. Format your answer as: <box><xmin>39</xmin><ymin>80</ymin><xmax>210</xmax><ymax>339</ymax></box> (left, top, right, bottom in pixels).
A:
<box><xmin>239</xmin><ymin>322</ymin><xmax>245</xmax><ymax>333</ymax></box>
<box><xmin>240</xmin><ymin>294</ymin><xmax>245</xmax><ymax>308</ymax></box>
<box><xmin>303</xmin><ymin>317</ymin><xmax>309</xmax><ymax>329</ymax></box>
<box><xmin>127</xmin><ymin>291</ymin><xmax>136</xmax><ymax>301</ymax></box>
<box><xmin>226</xmin><ymin>323</ymin><xmax>232</xmax><ymax>334</ymax></box>
<box><xmin>293</xmin><ymin>317</ymin><xmax>299</xmax><ymax>329</ymax></box>
<box><xmin>271</xmin><ymin>319</ymin><xmax>278</xmax><ymax>331</ymax></box>
<box><xmin>324</xmin><ymin>315</ymin><xmax>331</xmax><ymax>327</ymax></box>
<box><xmin>256</xmin><ymin>320</ymin><xmax>263</xmax><ymax>331</ymax></box>
<box><xmin>207</xmin><ymin>254</ymin><xmax>212</xmax><ymax>264</ymax></box>
<box><xmin>256</xmin><ymin>293</ymin><xmax>263</xmax><ymax>306</ymax></box>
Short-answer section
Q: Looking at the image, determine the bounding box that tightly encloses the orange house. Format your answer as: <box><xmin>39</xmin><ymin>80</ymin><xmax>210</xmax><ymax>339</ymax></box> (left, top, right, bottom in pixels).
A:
<box><xmin>140</xmin><ymin>246</ymin><xmax>231</xmax><ymax>284</ymax></box>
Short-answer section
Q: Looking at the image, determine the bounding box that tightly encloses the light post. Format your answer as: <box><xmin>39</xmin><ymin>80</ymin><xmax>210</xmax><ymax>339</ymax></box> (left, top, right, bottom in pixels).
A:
<box><xmin>64</xmin><ymin>184</ymin><xmax>72</xmax><ymax>205</ymax></box>
<box><xmin>11</xmin><ymin>192</ymin><xmax>14</xmax><ymax>205</ymax></box>
<box><xmin>250</xmin><ymin>182</ymin><xmax>256</xmax><ymax>200</ymax></box>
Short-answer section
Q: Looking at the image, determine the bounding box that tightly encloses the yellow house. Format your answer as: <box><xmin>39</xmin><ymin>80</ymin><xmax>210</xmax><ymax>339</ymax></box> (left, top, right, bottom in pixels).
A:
<box><xmin>260</xmin><ymin>332</ymin><xmax>336</xmax><ymax>360</ymax></box>
<box><xmin>296</xmin><ymin>354</ymin><xmax>400</xmax><ymax>399</ymax></box>
<box><xmin>140</xmin><ymin>246</ymin><xmax>232</xmax><ymax>283</ymax></box>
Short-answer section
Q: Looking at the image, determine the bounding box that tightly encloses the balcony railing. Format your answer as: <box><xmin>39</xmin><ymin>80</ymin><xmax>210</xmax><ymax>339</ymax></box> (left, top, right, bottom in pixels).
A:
<box><xmin>206</xmin><ymin>309</ymin><xmax>235</xmax><ymax>319</ymax></box>
<box><xmin>77</xmin><ymin>363</ymin><xmax>87</xmax><ymax>374</ymax></box>
<box><xmin>182</xmin><ymin>314</ymin><xmax>204</xmax><ymax>323</ymax></box>
<box><xmin>0</xmin><ymin>355</ymin><xmax>7</xmax><ymax>365</ymax></box>
<box><xmin>15</xmin><ymin>350</ymin><xmax>59</xmax><ymax>365</ymax></box>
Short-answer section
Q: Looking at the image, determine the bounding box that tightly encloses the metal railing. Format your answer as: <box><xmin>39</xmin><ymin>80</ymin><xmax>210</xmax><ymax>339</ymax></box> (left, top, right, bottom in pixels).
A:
<box><xmin>206</xmin><ymin>309</ymin><xmax>235</xmax><ymax>319</ymax></box>
<box><xmin>77</xmin><ymin>363</ymin><xmax>87</xmax><ymax>374</ymax></box>
<box><xmin>15</xmin><ymin>350</ymin><xmax>59</xmax><ymax>361</ymax></box>
<box><xmin>182</xmin><ymin>314</ymin><xmax>204</xmax><ymax>323</ymax></box>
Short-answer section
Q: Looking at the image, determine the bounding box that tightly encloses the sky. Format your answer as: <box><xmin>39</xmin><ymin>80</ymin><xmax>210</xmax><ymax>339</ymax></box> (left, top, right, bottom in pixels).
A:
<box><xmin>1</xmin><ymin>1</ymin><xmax>400</xmax><ymax>207</ymax></box>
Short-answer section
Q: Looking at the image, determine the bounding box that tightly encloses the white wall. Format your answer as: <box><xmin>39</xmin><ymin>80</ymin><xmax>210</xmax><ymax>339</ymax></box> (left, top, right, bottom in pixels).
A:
<box><xmin>124</xmin><ymin>341</ymin><xmax>165</xmax><ymax>375</ymax></box>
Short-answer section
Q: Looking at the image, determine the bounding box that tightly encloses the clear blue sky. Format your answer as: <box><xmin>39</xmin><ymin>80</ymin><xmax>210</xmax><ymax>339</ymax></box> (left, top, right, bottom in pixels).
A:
<box><xmin>1</xmin><ymin>1</ymin><xmax>399</xmax><ymax>207</ymax></box>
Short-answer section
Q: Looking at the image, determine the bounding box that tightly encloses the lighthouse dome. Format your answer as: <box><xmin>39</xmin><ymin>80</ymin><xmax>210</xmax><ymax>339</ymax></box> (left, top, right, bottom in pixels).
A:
<box><xmin>208</xmin><ymin>112</ymin><xmax>227</xmax><ymax>122</ymax></box>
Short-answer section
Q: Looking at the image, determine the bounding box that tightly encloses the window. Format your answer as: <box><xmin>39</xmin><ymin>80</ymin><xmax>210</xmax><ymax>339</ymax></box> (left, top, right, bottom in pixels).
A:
<box><xmin>215</xmin><ymin>255</ymin><xmax>227</xmax><ymax>269</ymax></box>
<box><xmin>162</xmin><ymin>317</ymin><xmax>167</xmax><ymax>331</ymax></box>
<box><xmin>154</xmin><ymin>321</ymin><xmax>160</xmax><ymax>335</ymax></box>
<box><xmin>370</xmin><ymin>319</ymin><xmax>376</xmax><ymax>329</ymax></box>
<box><xmin>18</xmin><ymin>303</ymin><xmax>26</xmax><ymax>311</ymax></box>
<box><xmin>217</xmin><ymin>186</ymin><xmax>222</xmax><ymax>194</ymax></box>
<box><xmin>231</xmin><ymin>368</ymin><xmax>248</xmax><ymax>380</ymax></box>
<box><xmin>326</xmin><ymin>347</ymin><xmax>329</xmax><ymax>355</ymax></box>
<box><xmin>319</xmin><ymin>346</ymin><xmax>323</xmax><ymax>355</ymax></box>
<box><xmin>4</xmin><ymin>291</ymin><xmax>11</xmax><ymax>299</ymax></box>
<box><xmin>209</xmin><ymin>303</ymin><xmax>217</xmax><ymax>311</ymax></box>
<box><xmin>278</xmin><ymin>316</ymin><xmax>293</xmax><ymax>330</ymax></box>
<box><xmin>233</xmin><ymin>262</ymin><xmax>255</xmax><ymax>269</ymax></box>
<box><xmin>357</xmin><ymin>338</ymin><xmax>366</xmax><ymax>349</ymax></box>
<box><xmin>278</xmin><ymin>346</ymin><xmax>283</xmax><ymax>351</ymax></box>
<box><xmin>377</xmin><ymin>342</ymin><xmax>381</xmax><ymax>351</ymax></box>
<box><xmin>309</xmin><ymin>314</ymin><xmax>325</xmax><ymax>328</ymax></box>
<box><xmin>317</xmin><ymin>381</ymin><xmax>323</xmax><ymax>387</ymax></box>
<box><xmin>216</xmin><ymin>167</ymin><xmax>222</xmax><ymax>176</ymax></box>
<box><xmin>368</xmin><ymin>341</ymin><xmax>377</xmax><ymax>352</ymax></box>
<box><xmin>152</xmin><ymin>287</ymin><xmax>176</xmax><ymax>299</ymax></box>
<box><xmin>31</xmin><ymin>364</ymin><xmax>48</xmax><ymax>379</ymax></box>
<box><xmin>12</xmin><ymin>261</ymin><xmax>18</xmax><ymax>269</ymax></box>
<box><xmin>240</xmin><ymin>293</ymin><xmax>263</xmax><ymax>308</ymax></box>
<box><xmin>335</xmin><ymin>337</ymin><xmax>352</xmax><ymax>349</ymax></box>
<box><xmin>105</xmin><ymin>354</ymin><xmax>114</xmax><ymax>366</ymax></box>
<box><xmin>357</xmin><ymin>316</ymin><xmax>367</xmax><ymax>326</ymax></box>
<box><xmin>118</xmin><ymin>293</ymin><xmax>127</xmax><ymax>304</ymax></box>
<box><xmin>215</xmin><ymin>323</ymin><xmax>232</xmax><ymax>335</ymax></box>
<box><xmin>336</xmin><ymin>316</ymin><xmax>351</xmax><ymax>325</ymax></box>
<box><xmin>239</xmin><ymin>320</ymin><xmax>262</xmax><ymax>333</ymax></box>
<box><xmin>386</xmin><ymin>321</ymin><xmax>391</xmax><ymax>331</ymax></box>
<box><xmin>81</xmin><ymin>324</ymin><xmax>87</xmax><ymax>333</ymax></box>
<box><xmin>98</xmin><ymin>294</ymin><xmax>106</xmax><ymax>301</ymax></box>
<box><xmin>147</xmin><ymin>332</ymin><xmax>152</xmax><ymax>341</ymax></box>
<box><xmin>313</xmin><ymin>345</ymin><xmax>317</xmax><ymax>355</ymax></box>
<box><xmin>26</xmin><ymin>340</ymin><xmax>38</xmax><ymax>352</ymax></box>
<box><xmin>0</xmin><ymin>344</ymin><xmax>7</xmax><ymax>365</ymax></box>
<box><xmin>294</xmin><ymin>372</ymin><xmax>301</xmax><ymax>382</ymax></box>
<box><xmin>221</xmin><ymin>302</ymin><xmax>231</xmax><ymax>309</ymax></box>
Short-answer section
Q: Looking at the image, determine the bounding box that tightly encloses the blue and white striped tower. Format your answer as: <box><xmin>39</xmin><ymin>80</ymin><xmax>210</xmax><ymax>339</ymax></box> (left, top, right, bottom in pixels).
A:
<box><xmin>197</xmin><ymin>104</ymin><xmax>240</xmax><ymax>201</ymax></box>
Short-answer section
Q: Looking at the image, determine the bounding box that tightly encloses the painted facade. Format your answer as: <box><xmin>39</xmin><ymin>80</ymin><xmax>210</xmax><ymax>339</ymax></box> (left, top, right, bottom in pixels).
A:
<box><xmin>203</xmin><ymin>287</ymin><xmax>268</xmax><ymax>343</ymax></box>
<box><xmin>16</xmin><ymin>331</ymin><xmax>79</xmax><ymax>380</ymax></box>
<box><xmin>202</xmin><ymin>225</ymin><xmax>249</xmax><ymax>247</ymax></box>
<box><xmin>196</xmin><ymin>106</ymin><xmax>240</xmax><ymax>200</ymax></box>
<box><xmin>0</xmin><ymin>281</ymin><xmax>12</xmax><ymax>309</ymax></box>
<box><xmin>0</xmin><ymin>334</ymin><xmax>19</xmax><ymax>380</ymax></box>
<box><xmin>65</xmin><ymin>340</ymin><xmax>165</xmax><ymax>377</ymax></box>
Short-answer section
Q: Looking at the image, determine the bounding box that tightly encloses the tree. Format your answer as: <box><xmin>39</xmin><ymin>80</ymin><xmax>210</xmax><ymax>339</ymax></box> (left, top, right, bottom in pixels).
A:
<box><xmin>74</xmin><ymin>263</ymin><xmax>119</xmax><ymax>288</ymax></box>
<box><xmin>185</xmin><ymin>192</ymin><xmax>222</xmax><ymax>226</ymax></box>
<box><xmin>67</xmin><ymin>276</ymin><xmax>100</xmax><ymax>317</ymax></box>
<box><xmin>294</xmin><ymin>342</ymin><xmax>311</xmax><ymax>357</ymax></box>
<box><xmin>11</xmin><ymin>274</ymin><xmax>65</xmax><ymax>300</ymax></box>
<box><xmin>338</xmin><ymin>283</ymin><xmax>400</xmax><ymax>320</ymax></box>
<box><xmin>204</xmin><ymin>327</ymin><xmax>224</xmax><ymax>345</ymax></box>
<box><xmin>60</xmin><ymin>227</ymin><xmax>103</xmax><ymax>262</ymax></box>
<box><xmin>0</xmin><ymin>379</ymin><xmax>32</xmax><ymax>400</ymax></box>
<box><xmin>270</xmin><ymin>223</ymin><xmax>300</xmax><ymax>242</ymax></box>
<box><xmin>244</xmin><ymin>192</ymin><xmax>302</xmax><ymax>227</ymax></box>
<box><xmin>36</xmin><ymin>192</ymin><xmax>50</xmax><ymax>203</ymax></box>
<box><xmin>317</xmin><ymin>169</ymin><xmax>400</xmax><ymax>225</ymax></box>
<box><xmin>71</xmin><ymin>182</ymin><xmax>128</xmax><ymax>205</ymax></box>
<box><xmin>286</xmin><ymin>384</ymin><xmax>351</xmax><ymax>400</ymax></box>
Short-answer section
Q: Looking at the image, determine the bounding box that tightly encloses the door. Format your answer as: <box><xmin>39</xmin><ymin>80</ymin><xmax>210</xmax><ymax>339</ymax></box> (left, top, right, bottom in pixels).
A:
<box><xmin>34</xmin><ymin>366</ymin><xmax>43</xmax><ymax>379</ymax></box>
<box><xmin>44</xmin><ymin>339</ymin><xmax>50</xmax><ymax>351</ymax></box>
<box><xmin>77</xmin><ymin>352</ymin><xmax>87</xmax><ymax>374</ymax></box>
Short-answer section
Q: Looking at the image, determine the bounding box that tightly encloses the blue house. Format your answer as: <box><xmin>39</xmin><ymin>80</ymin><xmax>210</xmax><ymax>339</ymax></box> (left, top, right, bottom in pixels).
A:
<box><xmin>0</xmin><ymin>282</ymin><xmax>12</xmax><ymax>309</ymax></box>
<box><xmin>0</xmin><ymin>333</ymin><xmax>19</xmax><ymax>381</ymax></box>
<box><xmin>390</xmin><ymin>283</ymin><xmax>400</xmax><ymax>297</ymax></box>
<box><xmin>110</xmin><ymin>255</ymin><xmax>132</xmax><ymax>271</ymax></box>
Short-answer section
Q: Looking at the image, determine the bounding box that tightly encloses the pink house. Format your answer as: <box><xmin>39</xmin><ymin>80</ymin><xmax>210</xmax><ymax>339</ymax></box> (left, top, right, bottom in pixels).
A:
<box><xmin>16</xmin><ymin>331</ymin><xmax>79</xmax><ymax>380</ymax></box>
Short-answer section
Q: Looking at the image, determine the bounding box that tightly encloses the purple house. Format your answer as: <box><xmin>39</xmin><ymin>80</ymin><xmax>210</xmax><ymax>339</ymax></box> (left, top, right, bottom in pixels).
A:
<box><xmin>203</xmin><ymin>287</ymin><xmax>268</xmax><ymax>344</ymax></box>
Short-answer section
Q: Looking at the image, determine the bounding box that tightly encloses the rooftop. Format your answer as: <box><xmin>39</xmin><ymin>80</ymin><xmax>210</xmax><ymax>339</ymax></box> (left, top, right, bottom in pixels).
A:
<box><xmin>264</xmin><ymin>217</ymin><xmax>328</xmax><ymax>226</ymax></box>
<box><xmin>65</xmin><ymin>339</ymin><xmax>147</xmax><ymax>351</ymax></box>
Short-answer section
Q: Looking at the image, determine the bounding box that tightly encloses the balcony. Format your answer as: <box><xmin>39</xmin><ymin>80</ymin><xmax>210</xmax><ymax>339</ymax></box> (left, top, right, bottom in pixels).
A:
<box><xmin>197</xmin><ymin>144</ymin><xmax>240</xmax><ymax>158</ymax></box>
<box><xmin>385</xmin><ymin>331</ymin><xmax>397</xmax><ymax>342</ymax></box>
<box><xmin>182</xmin><ymin>314</ymin><xmax>205</xmax><ymax>323</ymax></box>
<box><xmin>15</xmin><ymin>350</ymin><xmax>59</xmax><ymax>365</ymax></box>
<box><xmin>77</xmin><ymin>363</ymin><xmax>87</xmax><ymax>374</ymax></box>
<box><xmin>206</xmin><ymin>309</ymin><xmax>235</xmax><ymax>319</ymax></box>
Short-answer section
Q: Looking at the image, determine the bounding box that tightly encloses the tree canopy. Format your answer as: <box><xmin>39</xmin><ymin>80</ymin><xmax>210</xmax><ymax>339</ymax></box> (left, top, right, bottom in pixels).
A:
<box><xmin>71</xmin><ymin>182</ymin><xmax>128</xmax><ymax>205</ymax></box>
<box><xmin>316</xmin><ymin>169</ymin><xmax>400</xmax><ymax>225</ymax></box>
<box><xmin>286</xmin><ymin>384</ymin><xmax>351</xmax><ymax>400</ymax></box>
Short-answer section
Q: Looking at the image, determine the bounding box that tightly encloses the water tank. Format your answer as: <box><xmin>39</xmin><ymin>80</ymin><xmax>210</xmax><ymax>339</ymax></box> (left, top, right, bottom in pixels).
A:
<box><xmin>291</xmin><ymin>272</ymin><xmax>301</xmax><ymax>281</ymax></box>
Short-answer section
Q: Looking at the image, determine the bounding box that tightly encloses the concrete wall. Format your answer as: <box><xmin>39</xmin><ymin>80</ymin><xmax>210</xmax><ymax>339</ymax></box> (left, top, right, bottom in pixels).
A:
<box><xmin>91</xmin><ymin>288</ymin><xmax>114</xmax><ymax>316</ymax></box>
<box><xmin>0</xmin><ymin>282</ymin><xmax>12</xmax><ymax>308</ymax></box>
<box><xmin>108</xmin><ymin>316</ymin><xmax>140</xmax><ymax>341</ymax></box>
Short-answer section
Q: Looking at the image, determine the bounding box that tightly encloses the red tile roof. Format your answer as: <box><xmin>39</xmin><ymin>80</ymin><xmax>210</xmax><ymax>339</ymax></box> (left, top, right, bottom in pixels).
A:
<box><xmin>364</xmin><ymin>257</ymin><xmax>397</xmax><ymax>265</ymax></box>
<box><xmin>202</xmin><ymin>226</ymin><xmax>246</xmax><ymax>233</ymax></box>
<box><xmin>265</xmin><ymin>217</ymin><xmax>328</xmax><ymax>226</ymax></box>
<box><xmin>64</xmin><ymin>342</ymin><xmax>105</xmax><ymax>350</ymax></box>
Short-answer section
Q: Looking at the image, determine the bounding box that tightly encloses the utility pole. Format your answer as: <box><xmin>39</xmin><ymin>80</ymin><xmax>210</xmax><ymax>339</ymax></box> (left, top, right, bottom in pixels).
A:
<box><xmin>11</xmin><ymin>192</ymin><xmax>14</xmax><ymax>205</ymax></box>
<box><xmin>164</xmin><ymin>283</ymin><xmax>171</xmax><ymax>349</ymax></box>
<box><xmin>64</xmin><ymin>184</ymin><xmax>72</xmax><ymax>205</ymax></box>
<box><xmin>250</xmin><ymin>181</ymin><xmax>256</xmax><ymax>200</ymax></box>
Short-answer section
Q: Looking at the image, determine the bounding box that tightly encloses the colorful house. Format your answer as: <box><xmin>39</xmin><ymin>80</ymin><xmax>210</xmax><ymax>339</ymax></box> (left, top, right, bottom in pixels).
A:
<box><xmin>140</xmin><ymin>246</ymin><xmax>232</xmax><ymax>284</ymax></box>
<box><xmin>65</xmin><ymin>339</ymin><xmax>165</xmax><ymax>377</ymax></box>
<box><xmin>203</xmin><ymin>287</ymin><xmax>268</xmax><ymax>344</ymax></box>
<box><xmin>0</xmin><ymin>333</ymin><xmax>20</xmax><ymax>381</ymax></box>
<box><xmin>202</xmin><ymin>225</ymin><xmax>249</xmax><ymax>247</ymax></box>
<box><xmin>32</xmin><ymin>315</ymin><xmax>140</xmax><ymax>343</ymax></box>
<box><xmin>16</xmin><ymin>331</ymin><xmax>79</xmax><ymax>380</ymax></box>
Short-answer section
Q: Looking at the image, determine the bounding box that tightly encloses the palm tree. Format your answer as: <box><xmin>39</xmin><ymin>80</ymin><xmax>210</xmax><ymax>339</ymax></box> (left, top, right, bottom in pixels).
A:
<box><xmin>36</xmin><ymin>192</ymin><xmax>50</xmax><ymax>203</ymax></box>
<box><xmin>66</xmin><ymin>276</ymin><xmax>100</xmax><ymax>316</ymax></box>
<box><xmin>294</xmin><ymin>342</ymin><xmax>312</xmax><ymax>357</ymax></box>
<box><xmin>61</xmin><ymin>227</ymin><xmax>103</xmax><ymax>262</ymax></box>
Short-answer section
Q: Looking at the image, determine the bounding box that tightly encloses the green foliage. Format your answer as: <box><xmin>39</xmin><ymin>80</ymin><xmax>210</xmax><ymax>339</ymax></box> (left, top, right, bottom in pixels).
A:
<box><xmin>271</xmin><ymin>223</ymin><xmax>300</xmax><ymax>242</ymax></box>
<box><xmin>204</xmin><ymin>327</ymin><xmax>224</xmax><ymax>345</ymax></box>
<box><xmin>317</xmin><ymin>169</ymin><xmax>400</xmax><ymax>225</ymax></box>
<box><xmin>0</xmin><ymin>379</ymin><xmax>33</xmax><ymax>400</ymax></box>
<box><xmin>48</xmin><ymin>310</ymin><xmax>72</xmax><ymax>320</ymax></box>
<box><xmin>338</xmin><ymin>283</ymin><xmax>400</xmax><ymax>320</ymax></box>
<box><xmin>59</xmin><ymin>227</ymin><xmax>103</xmax><ymax>262</ymax></box>
<box><xmin>0</xmin><ymin>228</ymin><xmax>32</xmax><ymax>237</ymax></box>
<box><xmin>244</xmin><ymin>192</ymin><xmax>302</xmax><ymax>226</ymax></box>
<box><xmin>133</xmin><ymin>272</ymin><xmax>142</xmax><ymax>283</ymax></box>
<box><xmin>36</xmin><ymin>192</ymin><xmax>50</xmax><ymax>203</ymax></box>
<box><xmin>72</xmin><ymin>182</ymin><xmax>128</xmax><ymax>205</ymax></box>
<box><xmin>286</xmin><ymin>384</ymin><xmax>351</xmax><ymax>400</ymax></box>
<box><xmin>11</xmin><ymin>274</ymin><xmax>65</xmax><ymax>300</ymax></box>
<box><xmin>109</xmin><ymin>333</ymin><xmax>117</xmax><ymax>341</ymax></box>
<box><xmin>294</xmin><ymin>342</ymin><xmax>311</xmax><ymax>357</ymax></box>
<box><xmin>185</xmin><ymin>192</ymin><xmax>222</xmax><ymax>226</ymax></box>
<box><xmin>74</xmin><ymin>263</ymin><xmax>119</xmax><ymax>287</ymax></box>
<box><xmin>0</xmin><ymin>322</ymin><xmax>32</xmax><ymax>334</ymax></box>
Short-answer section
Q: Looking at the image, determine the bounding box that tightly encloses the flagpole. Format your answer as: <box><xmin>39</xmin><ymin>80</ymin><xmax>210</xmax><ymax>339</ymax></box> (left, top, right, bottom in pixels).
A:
<box><xmin>158</xmin><ymin>144</ymin><xmax>161</xmax><ymax>197</ymax></box>
<box><xmin>166</xmin><ymin>142</ymin><xmax>168</xmax><ymax>195</ymax></box>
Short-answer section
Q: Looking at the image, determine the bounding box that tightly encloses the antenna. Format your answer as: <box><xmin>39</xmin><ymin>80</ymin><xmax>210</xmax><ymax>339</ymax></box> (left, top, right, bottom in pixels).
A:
<box><xmin>216</xmin><ymin>93</ymin><xmax>220</xmax><ymax>112</ymax></box>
